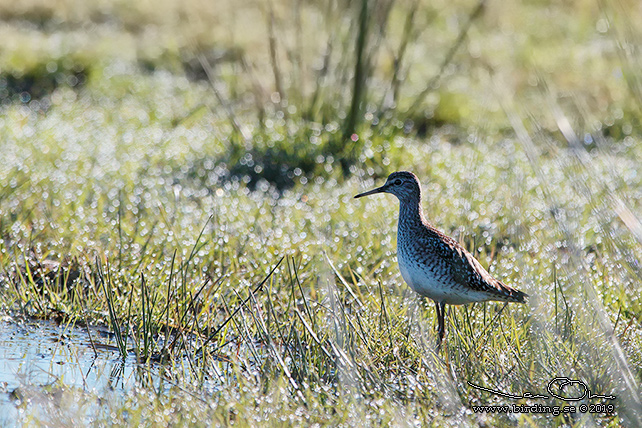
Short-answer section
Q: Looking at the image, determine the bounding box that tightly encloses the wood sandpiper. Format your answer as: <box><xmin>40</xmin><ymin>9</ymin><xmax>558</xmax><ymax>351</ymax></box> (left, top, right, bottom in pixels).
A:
<box><xmin>355</xmin><ymin>171</ymin><xmax>527</xmax><ymax>345</ymax></box>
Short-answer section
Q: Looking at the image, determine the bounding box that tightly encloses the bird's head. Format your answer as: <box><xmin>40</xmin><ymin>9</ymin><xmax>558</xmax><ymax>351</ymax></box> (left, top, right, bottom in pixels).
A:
<box><xmin>354</xmin><ymin>171</ymin><xmax>421</xmax><ymax>203</ymax></box>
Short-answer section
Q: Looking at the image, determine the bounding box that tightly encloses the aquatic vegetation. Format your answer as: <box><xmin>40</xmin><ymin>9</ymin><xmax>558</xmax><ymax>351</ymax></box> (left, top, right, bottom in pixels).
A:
<box><xmin>0</xmin><ymin>0</ymin><xmax>641</xmax><ymax>426</ymax></box>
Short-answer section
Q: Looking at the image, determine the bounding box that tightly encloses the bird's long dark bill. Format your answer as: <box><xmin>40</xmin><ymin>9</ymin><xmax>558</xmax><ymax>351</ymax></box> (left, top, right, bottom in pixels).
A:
<box><xmin>354</xmin><ymin>186</ymin><xmax>385</xmax><ymax>198</ymax></box>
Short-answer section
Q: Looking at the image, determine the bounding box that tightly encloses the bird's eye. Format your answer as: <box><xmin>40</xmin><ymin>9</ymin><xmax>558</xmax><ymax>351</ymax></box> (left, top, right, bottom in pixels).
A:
<box><xmin>394</xmin><ymin>179</ymin><xmax>402</xmax><ymax>186</ymax></box>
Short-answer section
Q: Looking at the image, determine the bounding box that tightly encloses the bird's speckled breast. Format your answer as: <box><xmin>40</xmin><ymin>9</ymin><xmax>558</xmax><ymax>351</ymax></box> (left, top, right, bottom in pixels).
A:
<box><xmin>397</xmin><ymin>238</ymin><xmax>447</xmax><ymax>301</ymax></box>
<box><xmin>396</xmin><ymin>226</ymin><xmax>480</xmax><ymax>305</ymax></box>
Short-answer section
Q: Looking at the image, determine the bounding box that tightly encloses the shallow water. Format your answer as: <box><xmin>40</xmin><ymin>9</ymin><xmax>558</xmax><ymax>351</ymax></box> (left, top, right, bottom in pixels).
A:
<box><xmin>0</xmin><ymin>318</ymin><xmax>162</xmax><ymax>424</ymax></box>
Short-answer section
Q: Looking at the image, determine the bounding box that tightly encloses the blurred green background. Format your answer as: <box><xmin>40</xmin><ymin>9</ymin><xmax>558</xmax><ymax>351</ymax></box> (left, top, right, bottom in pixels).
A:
<box><xmin>1</xmin><ymin>0</ymin><xmax>642</xmax><ymax>426</ymax></box>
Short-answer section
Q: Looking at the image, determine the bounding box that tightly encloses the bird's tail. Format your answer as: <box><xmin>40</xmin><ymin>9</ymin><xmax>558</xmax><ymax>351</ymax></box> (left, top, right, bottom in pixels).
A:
<box><xmin>497</xmin><ymin>280</ymin><xmax>528</xmax><ymax>303</ymax></box>
<box><xmin>510</xmin><ymin>288</ymin><xmax>528</xmax><ymax>303</ymax></box>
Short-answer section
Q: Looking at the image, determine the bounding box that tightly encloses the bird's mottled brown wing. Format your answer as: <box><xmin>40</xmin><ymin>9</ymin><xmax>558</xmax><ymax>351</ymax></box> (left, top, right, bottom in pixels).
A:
<box><xmin>429</xmin><ymin>227</ymin><xmax>527</xmax><ymax>303</ymax></box>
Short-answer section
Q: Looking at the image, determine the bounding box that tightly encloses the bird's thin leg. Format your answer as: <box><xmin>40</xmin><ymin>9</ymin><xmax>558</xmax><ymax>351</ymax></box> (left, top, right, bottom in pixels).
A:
<box><xmin>435</xmin><ymin>301</ymin><xmax>446</xmax><ymax>346</ymax></box>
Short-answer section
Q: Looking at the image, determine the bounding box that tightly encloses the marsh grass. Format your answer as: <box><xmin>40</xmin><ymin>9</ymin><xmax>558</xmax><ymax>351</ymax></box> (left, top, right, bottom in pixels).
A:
<box><xmin>0</xmin><ymin>0</ymin><xmax>641</xmax><ymax>426</ymax></box>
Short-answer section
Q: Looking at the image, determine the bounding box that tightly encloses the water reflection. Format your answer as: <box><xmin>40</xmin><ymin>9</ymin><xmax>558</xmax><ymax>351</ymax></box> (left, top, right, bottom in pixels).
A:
<box><xmin>0</xmin><ymin>319</ymin><xmax>182</xmax><ymax>423</ymax></box>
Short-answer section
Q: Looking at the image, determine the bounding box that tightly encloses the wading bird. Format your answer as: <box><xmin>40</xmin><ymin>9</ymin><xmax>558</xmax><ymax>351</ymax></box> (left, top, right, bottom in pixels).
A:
<box><xmin>355</xmin><ymin>171</ymin><xmax>527</xmax><ymax>346</ymax></box>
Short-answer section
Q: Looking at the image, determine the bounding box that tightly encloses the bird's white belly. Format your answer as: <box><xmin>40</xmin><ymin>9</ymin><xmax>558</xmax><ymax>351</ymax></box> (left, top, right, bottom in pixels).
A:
<box><xmin>397</xmin><ymin>248</ymin><xmax>475</xmax><ymax>305</ymax></box>
<box><xmin>398</xmin><ymin>251</ymin><xmax>444</xmax><ymax>299</ymax></box>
